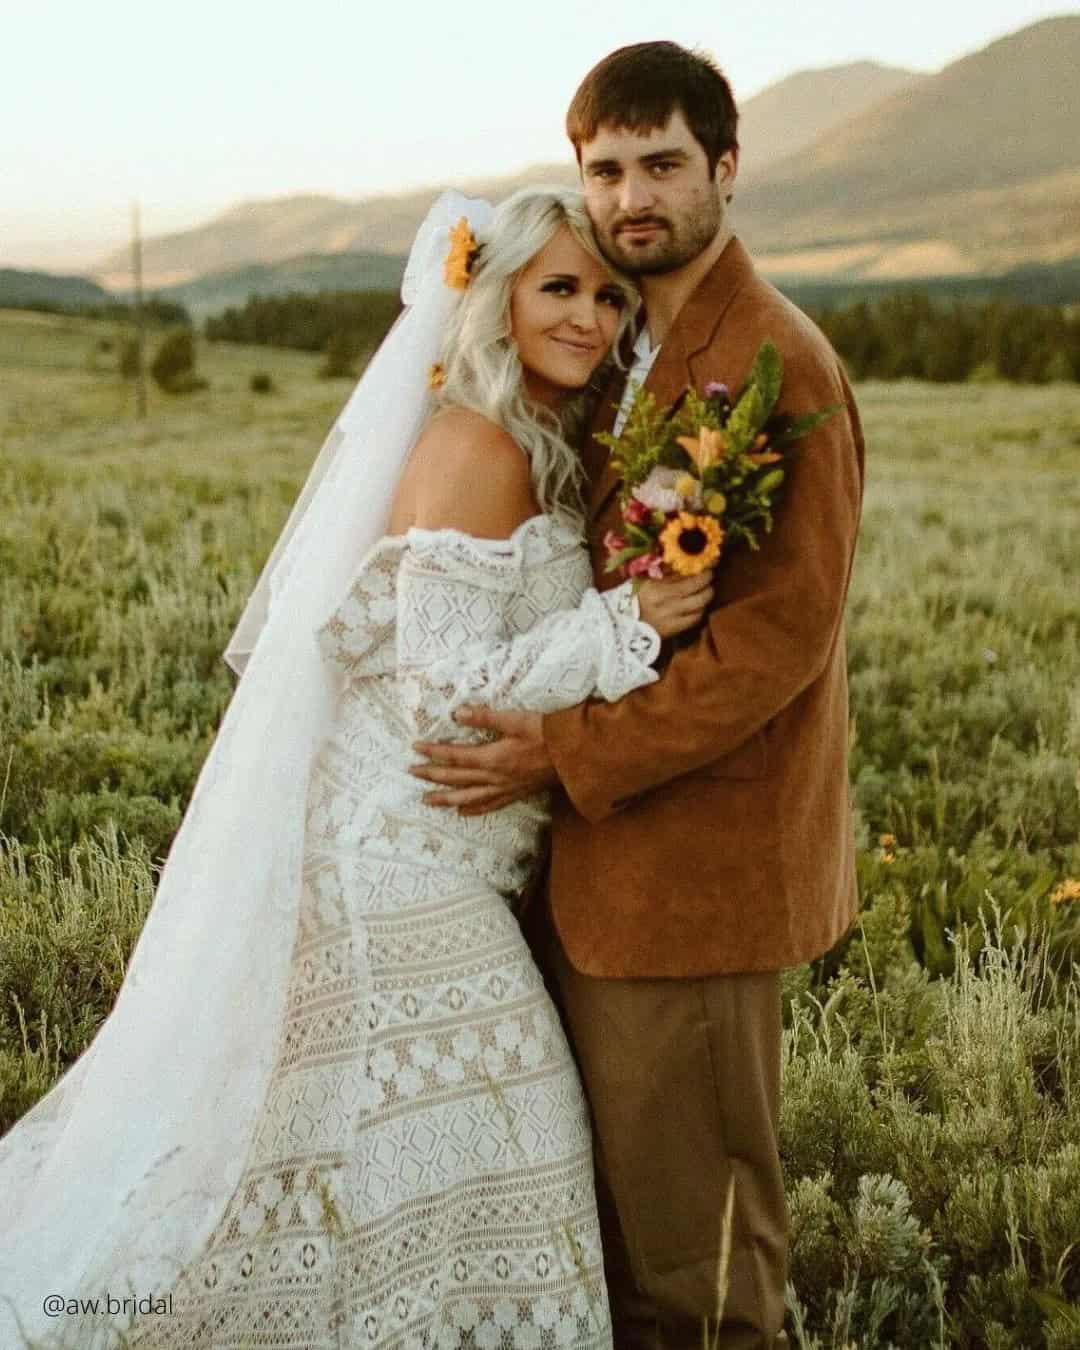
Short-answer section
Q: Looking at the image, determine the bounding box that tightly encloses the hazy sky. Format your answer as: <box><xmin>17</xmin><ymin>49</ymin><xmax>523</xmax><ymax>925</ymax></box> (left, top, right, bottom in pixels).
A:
<box><xmin>2</xmin><ymin>0</ymin><xmax>1075</xmax><ymax>269</ymax></box>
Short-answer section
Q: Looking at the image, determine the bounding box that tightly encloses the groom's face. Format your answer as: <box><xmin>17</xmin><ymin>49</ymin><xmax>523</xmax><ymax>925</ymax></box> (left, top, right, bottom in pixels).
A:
<box><xmin>578</xmin><ymin>110</ymin><xmax>736</xmax><ymax>276</ymax></box>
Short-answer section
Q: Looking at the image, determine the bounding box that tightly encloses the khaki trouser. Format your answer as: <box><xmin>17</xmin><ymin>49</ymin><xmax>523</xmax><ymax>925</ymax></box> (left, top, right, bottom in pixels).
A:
<box><xmin>525</xmin><ymin>889</ymin><xmax>790</xmax><ymax>1350</ymax></box>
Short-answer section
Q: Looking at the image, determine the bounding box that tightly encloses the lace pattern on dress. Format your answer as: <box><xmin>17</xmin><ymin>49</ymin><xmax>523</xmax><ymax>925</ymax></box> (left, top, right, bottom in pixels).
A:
<box><xmin>121</xmin><ymin>514</ymin><xmax>656</xmax><ymax>1349</ymax></box>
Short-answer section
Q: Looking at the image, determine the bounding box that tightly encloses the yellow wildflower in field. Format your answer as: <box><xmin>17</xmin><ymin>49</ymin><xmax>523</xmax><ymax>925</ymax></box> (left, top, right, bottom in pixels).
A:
<box><xmin>879</xmin><ymin>832</ymin><xmax>897</xmax><ymax>863</ymax></box>
<box><xmin>444</xmin><ymin>217</ymin><xmax>479</xmax><ymax>288</ymax></box>
<box><xmin>1050</xmin><ymin>878</ymin><xmax>1080</xmax><ymax>906</ymax></box>
<box><xmin>659</xmin><ymin>512</ymin><xmax>723</xmax><ymax>576</ymax></box>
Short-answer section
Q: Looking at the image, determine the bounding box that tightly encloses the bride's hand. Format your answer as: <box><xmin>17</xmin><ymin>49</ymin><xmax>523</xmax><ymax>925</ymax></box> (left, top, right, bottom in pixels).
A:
<box><xmin>636</xmin><ymin>569</ymin><xmax>715</xmax><ymax>638</ymax></box>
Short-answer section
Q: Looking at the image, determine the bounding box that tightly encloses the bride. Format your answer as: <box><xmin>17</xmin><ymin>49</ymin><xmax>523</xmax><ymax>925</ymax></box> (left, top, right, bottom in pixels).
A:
<box><xmin>0</xmin><ymin>187</ymin><xmax>713</xmax><ymax>1349</ymax></box>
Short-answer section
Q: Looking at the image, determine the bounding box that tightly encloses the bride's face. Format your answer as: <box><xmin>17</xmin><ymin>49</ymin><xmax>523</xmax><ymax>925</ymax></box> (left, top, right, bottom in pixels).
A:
<box><xmin>509</xmin><ymin>224</ymin><xmax>626</xmax><ymax>407</ymax></box>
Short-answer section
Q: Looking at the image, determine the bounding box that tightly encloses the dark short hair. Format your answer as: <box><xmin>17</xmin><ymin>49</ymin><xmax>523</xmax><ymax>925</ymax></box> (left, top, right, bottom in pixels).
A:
<box><xmin>566</xmin><ymin>42</ymin><xmax>739</xmax><ymax>177</ymax></box>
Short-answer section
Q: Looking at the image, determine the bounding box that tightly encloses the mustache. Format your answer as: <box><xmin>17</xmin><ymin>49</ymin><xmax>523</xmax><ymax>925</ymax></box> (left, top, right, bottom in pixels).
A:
<box><xmin>613</xmin><ymin>215</ymin><xmax>670</xmax><ymax>232</ymax></box>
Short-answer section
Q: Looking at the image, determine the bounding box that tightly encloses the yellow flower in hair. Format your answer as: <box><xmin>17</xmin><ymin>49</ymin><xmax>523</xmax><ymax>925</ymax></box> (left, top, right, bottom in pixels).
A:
<box><xmin>428</xmin><ymin>362</ymin><xmax>447</xmax><ymax>389</ymax></box>
<box><xmin>444</xmin><ymin>217</ymin><xmax>479</xmax><ymax>289</ymax></box>
<box><xmin>659</xmin><ymin>512</ymin><xmax>723</xmax><ymax>576</ymax></box>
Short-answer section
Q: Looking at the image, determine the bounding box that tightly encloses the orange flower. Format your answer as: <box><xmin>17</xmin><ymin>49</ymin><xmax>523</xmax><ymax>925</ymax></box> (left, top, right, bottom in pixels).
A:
<box><xmin>659</xmin><ymin>512</ymin><xmax>723</xmax><ymax>576</ymax></box>
<box><xmin>444</xmin><ymin>217</ymin><xmax>479</xmax><ymax>288</ymax></box>
<box><xmin>748</xmin><ymin>450</ymin><xmax>783</xmax><ymax>466</ymax></box>
<box><xmin>676</xmin><ymin>425</ymin><xmax>727</xmax><ymax>471</ymax></box>
<box><xmin>428</xmin><ymin>362</ymin><xmax>447</xmax><ymax>389</ymax></box>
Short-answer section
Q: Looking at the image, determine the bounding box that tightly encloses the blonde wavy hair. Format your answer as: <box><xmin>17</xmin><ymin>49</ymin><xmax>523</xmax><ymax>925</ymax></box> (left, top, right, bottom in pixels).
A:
<box><xmin>433</xmin><ymin>185</ymin><xmax>639</xmax><ymax>528</ymax></box>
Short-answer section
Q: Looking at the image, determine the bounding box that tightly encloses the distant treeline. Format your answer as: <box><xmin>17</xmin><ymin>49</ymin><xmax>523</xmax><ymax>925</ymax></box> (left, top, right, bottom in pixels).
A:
<box><xmin>7</xmin><ymin>296</ymin><xmax>192</xmax><ymax>326</ymax></box>
<box><xmin>204</xmin><ymin>291</ymin><xmax>402</xmax><ymax>354</ymax></box>
<box><xmin>809</xmin><ymin>293</ymin><xmax>1080</xmax><ymax>383</ymax></box>
<box><xmin>781</xmin><ymin>257</ymin><xmax>1080</xmax><ymax>312</ymax></box>
<box><xmin>199</xmin><ymin>287</ymin><xmax>1080</xmax><ymax>384</ymax></box>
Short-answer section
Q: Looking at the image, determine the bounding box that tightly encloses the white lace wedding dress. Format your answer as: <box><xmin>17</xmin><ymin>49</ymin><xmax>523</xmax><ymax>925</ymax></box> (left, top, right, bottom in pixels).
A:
<box><xmin>114</xmin><ymin>512</ymin><xmax>660</xmax><ymax>1349</ymax></box>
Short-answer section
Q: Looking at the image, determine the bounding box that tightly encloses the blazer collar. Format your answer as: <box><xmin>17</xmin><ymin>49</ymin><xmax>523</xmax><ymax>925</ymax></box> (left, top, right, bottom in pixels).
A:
<box><xmin>586</xmin><ymin>235</ymin><xmax>757</xmax><ymax>521</ymax></box>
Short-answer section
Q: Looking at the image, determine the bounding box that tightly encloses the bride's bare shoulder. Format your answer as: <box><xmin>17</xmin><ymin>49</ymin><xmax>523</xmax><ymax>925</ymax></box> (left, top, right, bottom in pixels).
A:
<box><xmin>394</xmin><ymin>407</ymin><xmax>539</xmax><ymax>538</ymax></box>
<box><xmin>416</xmin><ymin>406</ymin><xmax>524</xmax><ymax>464</ymax></box>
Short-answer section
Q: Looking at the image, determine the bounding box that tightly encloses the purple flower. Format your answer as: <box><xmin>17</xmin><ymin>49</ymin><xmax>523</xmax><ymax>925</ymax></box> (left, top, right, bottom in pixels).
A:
<box><xmin>704</xmin><ymin>381</ymin><xmax>730</xmax><ymax>400</ymax></box>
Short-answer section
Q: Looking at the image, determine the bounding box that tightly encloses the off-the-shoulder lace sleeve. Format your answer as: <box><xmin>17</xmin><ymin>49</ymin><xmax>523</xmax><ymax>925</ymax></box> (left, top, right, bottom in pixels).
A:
<box><xmin>395</xmin><ymin>523</ymin><xmax>660</xmax><ymax>739</ymax></box>
<box><xmin>315</xmin><ymin>538</ymin><xmax>402</xmax><ymax>673</ymax></box>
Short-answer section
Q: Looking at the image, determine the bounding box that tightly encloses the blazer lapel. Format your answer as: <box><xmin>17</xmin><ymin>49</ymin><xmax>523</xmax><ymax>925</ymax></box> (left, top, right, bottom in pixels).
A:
<box><xmin>585</xmin><ymin>236</ymin><xmax>757</xmax><ymax>524</ymax></box>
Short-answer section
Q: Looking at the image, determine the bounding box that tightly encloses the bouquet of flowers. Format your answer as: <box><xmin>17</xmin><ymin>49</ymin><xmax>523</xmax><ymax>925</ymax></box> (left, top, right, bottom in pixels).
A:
<box><xmin>599</xmin><ymin>340</ymin><xmax>840</xmax><ymax>581</ymax></box>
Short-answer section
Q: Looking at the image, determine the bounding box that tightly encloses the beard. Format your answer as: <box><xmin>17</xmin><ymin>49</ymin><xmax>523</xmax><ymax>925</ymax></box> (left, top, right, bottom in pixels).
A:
<box><xmin>598</xmin><ymin>192</ymin><xmax>724</xmax><ymax>276</ymax></box>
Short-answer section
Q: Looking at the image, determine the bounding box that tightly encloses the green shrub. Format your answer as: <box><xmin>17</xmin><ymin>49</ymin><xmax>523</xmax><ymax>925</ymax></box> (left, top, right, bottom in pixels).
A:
<box><xmin>782</xmin><ymin>915</ymin><xmax>1080</xmax><ymax>1347</ymax></box>
<box><xmin>319</xmin><ymin>327</ymin><xmax>361</xmax><ymax>379</ymax></box>
<box><xmin>150</xmin><ymin>326</ymin><xmax>202</xmax><ymax>392</ymax></box>
<box><xmin>0</xmin><ymin>825</ymin><xmax>156</xmax><ymax>1134</ymax></box>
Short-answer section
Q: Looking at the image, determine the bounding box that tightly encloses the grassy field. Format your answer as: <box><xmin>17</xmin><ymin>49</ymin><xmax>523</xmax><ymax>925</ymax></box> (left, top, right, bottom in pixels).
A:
<box><xmin>2</xmin><ymin>309</ymin><xmax>1079</xmax><ymax>1347</ymax></box>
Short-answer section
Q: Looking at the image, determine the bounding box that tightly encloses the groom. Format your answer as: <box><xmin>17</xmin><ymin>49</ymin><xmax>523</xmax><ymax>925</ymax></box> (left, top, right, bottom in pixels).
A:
<box><xmin>411</xmin><ymin>42</ymin><xmax>865</xmax><ymax>1349</ymax></box>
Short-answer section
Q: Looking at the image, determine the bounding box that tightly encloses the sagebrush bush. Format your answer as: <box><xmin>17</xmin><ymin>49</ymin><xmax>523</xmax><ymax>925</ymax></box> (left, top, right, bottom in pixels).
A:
<box><xmin>783</xmin><ymin>914</ymin><xmax>1080</xmax><ymax>1348</ymax></box>
<box><xmin>0</xmin><ymin>825</ymin><xmax>156</xmax><ymax>1134</ymax></box>
<box><xmin>149</xmin><ymin>326</ymin><xmax>193</xmax><ymax>389</ymax></box>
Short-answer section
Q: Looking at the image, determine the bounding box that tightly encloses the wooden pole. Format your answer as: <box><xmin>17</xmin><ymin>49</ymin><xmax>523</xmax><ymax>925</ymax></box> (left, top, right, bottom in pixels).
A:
<box><xmin>131</xmin><ymin>200</ymin><xmax>147</xmax><ymax>419</ymax></box>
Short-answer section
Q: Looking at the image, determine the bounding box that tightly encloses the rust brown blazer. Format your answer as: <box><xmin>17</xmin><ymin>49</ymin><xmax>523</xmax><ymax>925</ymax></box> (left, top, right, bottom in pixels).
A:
<box><xmin>539</xmin><ymin>235</ymin><xmax>865</xmax><ymax>978</ymax></box>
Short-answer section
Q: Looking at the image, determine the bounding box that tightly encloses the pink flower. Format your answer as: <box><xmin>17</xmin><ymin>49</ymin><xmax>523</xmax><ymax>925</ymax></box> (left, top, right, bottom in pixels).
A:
<box><xmin>603</xmin><ymin>529</ymin><xmax>629</xmax><ymax>554</ymax></box>
<box><xmin>627</xmin><ymin>552</ymin><xmax>666</xmax><ymax>579</ymax></box>
<box><xmin>704</xmin><ymin>381</ymin><xmax>730</xmax><ymax>400</ymax></box>
<box><xmin>623</xmin><ymin>498</ymin><xmax>651</xmax><ymax>527</ymax></box>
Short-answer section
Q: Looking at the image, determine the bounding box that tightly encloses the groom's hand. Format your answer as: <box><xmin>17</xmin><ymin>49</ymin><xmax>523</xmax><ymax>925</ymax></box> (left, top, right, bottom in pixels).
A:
<box><xmin>409</xmin><ymin>707</ymin><xmax>558</xmax><ymax>816</ymax></box>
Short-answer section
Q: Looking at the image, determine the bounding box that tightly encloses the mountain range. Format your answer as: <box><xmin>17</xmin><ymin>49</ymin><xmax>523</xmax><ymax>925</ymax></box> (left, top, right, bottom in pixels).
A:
<box><xmin>733</xmin><ymin>15</ymin><xmax>1080</xmax><ymax>279</ymax></box>
<box><xmin>9</xmin><ymin>16</ymin><xmax>1078</xmax><ymax>315</ymax></box>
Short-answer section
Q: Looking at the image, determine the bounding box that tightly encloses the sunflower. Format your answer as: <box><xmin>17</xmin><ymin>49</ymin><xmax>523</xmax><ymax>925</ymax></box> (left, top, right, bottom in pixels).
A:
<box><xmin>659</xmin><ymin>512</ymin><xmax>723</xmax><ymax>576</ymax></box>
<box><xmin>444</xmin><ymin>217</ymin><xmax>479</xmax><ymax>289</ymax></box>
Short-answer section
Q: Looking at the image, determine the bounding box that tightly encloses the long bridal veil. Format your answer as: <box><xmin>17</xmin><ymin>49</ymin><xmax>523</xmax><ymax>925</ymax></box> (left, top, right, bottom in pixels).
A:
<box><xmin>0</xmin><ymin>192</ymin><xmax>493</xmax><ymax>1349</ymax></box>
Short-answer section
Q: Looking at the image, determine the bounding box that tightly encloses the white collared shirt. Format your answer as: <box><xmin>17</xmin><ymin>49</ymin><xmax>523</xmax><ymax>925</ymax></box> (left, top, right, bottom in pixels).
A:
<box><xmin>612</xmin><ymin>326</ymin><xmax>661</xmax><ymax>437</ymax></box>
